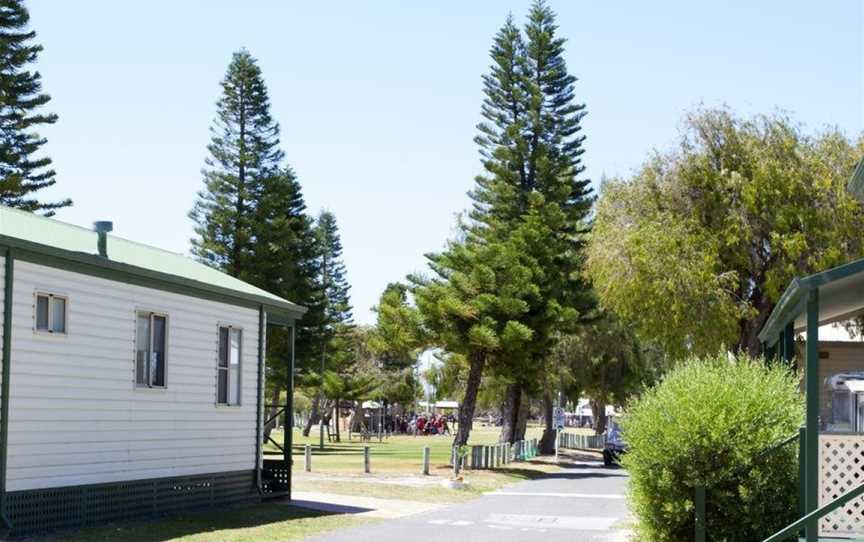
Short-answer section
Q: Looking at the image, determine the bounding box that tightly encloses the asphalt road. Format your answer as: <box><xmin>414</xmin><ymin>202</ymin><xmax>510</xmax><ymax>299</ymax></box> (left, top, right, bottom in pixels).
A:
<box><xmin>304</xmin><ymin>460</ymin><xmax>631</xmax><ymax>542</ymax></box>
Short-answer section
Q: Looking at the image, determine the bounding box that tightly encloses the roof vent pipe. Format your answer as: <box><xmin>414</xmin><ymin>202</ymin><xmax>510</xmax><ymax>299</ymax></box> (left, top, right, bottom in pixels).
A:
<box><xmin>93</xmin><ymin>221</ymin><xmax>113</xmax><ymax>258</ymax></box>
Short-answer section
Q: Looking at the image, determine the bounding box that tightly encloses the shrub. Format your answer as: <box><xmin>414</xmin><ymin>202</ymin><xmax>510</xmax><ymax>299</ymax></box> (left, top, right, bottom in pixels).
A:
<box><xmin>622</xmin><ymin>352</ymin><xmax>803</xmax><ymax>541</ymax></box>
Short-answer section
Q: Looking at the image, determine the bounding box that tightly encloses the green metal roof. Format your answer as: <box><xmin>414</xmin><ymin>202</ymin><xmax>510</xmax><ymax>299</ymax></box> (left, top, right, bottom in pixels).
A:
<box><xmin>0</xmin><ymin>205</ymin><xmax>305</xmax><ymax>318</ymax></box>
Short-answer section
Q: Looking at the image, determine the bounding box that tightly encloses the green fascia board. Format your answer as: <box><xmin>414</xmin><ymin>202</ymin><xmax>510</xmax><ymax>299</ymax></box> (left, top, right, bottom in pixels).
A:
<box><xmin>759</xmin><ymin>278</ymin><xmax>805</xmax><ymax>345</ymax></box>
<box><xmin>0</xmin><ymin>235</ymin><xmax>306</xmax><ymax>320</ymax></box>
<box><xmin>0</xmin><ymin>205</ymin><xmax>306</xmax><ymax>318</ymax></box>
<box><xmin>758</xmin><ymin>256</ymin><xmax>864</xmax><ymax>345</ymax></box>
<box><xmin>848</xmin><ymin>159</ymin><xmax>864</xmax><ymax>202</ymax></box>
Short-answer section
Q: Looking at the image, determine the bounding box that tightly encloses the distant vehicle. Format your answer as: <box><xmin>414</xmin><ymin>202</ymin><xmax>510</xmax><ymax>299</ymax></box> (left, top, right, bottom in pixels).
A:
<box><xmin>603</xmin><ymin>419</ymin><xmax>627</xmax><ymax>467</ymax></box>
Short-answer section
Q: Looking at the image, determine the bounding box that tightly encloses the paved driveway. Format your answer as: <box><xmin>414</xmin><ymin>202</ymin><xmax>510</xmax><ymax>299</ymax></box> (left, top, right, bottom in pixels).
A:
<box><xmin>303</xmin><ymin>460</ymin><xmax>631</xmax><ymax>542</ymax></box>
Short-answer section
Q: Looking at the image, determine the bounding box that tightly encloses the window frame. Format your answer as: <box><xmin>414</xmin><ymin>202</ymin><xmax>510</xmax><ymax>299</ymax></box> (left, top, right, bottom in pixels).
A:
<box><xmin>33</xmin><ymin>291</ymin><xmax>69</xmax><ymax>336</ymax></box>
<box><xmin>134</xmin><ymin>310</ymin><xmax>169</xmax><ymax>390</ymax></box>
<box><xmin>215</xmin><ymin>323</ymin><xmax>242</xmax><ymax>407</ymax></box>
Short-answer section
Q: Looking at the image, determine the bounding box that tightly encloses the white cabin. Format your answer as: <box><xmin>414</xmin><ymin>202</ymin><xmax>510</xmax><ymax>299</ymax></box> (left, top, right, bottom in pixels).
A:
<box><xmin>0</xmin><ymin>205</ymin><xmax>304</xmax><ymax>535</ymax></box>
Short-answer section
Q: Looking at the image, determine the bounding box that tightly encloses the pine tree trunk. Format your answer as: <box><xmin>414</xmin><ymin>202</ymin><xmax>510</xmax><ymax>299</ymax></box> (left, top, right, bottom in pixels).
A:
<box><xmin>454</xmin><ymin>351</ymin><xmax>486</xmax><ymax>446</ymax></box>
<box><xmin>515</xmin><ymin>393</ymin><xmax>528</xmax><ymax>441</ymax></box>
<box><xmin>539</xmin><ymin>392</ymin><xmax>557</xmax><ymax>454</ymax></box>
<box><xmin>334</xmin><ymin>398</ymin><xmax>341</xmax><ymax>443</ymax></box>
<box><xmin>591</xmin><ymin>398</ymin><xmax>607</xmax><ymax>435</ymax></box>
<box><xmin>303</xmin><ymin>396</ymin><xmax>320</xmax><ymax>437</ymax></box>
<box><xmin>499</xmin><ymin>383</ymin><xmax>522</xmax><ymax>444</ymax></box>
<box><xmin>350</xmin><ymin>401</ymin><xmax>367</xmax><ymax>433</ymax></box>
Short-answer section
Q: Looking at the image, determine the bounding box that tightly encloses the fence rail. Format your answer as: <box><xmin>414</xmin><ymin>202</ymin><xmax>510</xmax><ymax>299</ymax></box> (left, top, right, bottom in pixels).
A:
<box><xmin>452</xmin><ymin>438</ymin><xmax>540</xmax><ymax>470</ymax></box>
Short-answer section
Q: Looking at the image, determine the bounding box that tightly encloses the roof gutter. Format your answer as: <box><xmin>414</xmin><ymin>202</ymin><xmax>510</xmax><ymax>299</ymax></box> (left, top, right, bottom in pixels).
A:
<box><xmin>758</xmin><ymin>278</ymin><xmax>807</xmax><ymax>346</ymax></box>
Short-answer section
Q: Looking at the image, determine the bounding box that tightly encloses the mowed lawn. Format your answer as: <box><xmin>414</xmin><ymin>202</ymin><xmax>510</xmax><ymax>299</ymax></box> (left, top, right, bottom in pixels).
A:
<box><xmin>32</xmin><ymin>425</ymin><xmax>596</xmax><ymax>541</ymax></box>
<box><xmin>271</xmin><ymin>424</ymin><xmax>550</xmax><ymax>473</ymax></box>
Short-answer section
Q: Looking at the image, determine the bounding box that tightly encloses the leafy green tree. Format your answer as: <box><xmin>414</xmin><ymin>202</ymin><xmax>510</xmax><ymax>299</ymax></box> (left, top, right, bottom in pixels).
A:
<box><xmin>468</xmin><ymin>0</ymin><xmax>596</xmax><ymax>450</ymax></box>
<box><xmin>551</xmin><ymin>315</ymin><xmax>655</xmax><ymax>434</ymax></box>
<box><xmin>588</xmin><ymin>108</ymin><xmax>864</xmax><ymax>358</ymax></box>
<box><xmin>0</xmin><ymin>0</ymin><xmax>70</xmax><ymax>214</ymax></box>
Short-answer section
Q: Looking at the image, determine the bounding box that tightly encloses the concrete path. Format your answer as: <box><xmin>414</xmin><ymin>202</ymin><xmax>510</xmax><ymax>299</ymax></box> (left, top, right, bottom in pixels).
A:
<box><xmin>289</xmin><ymin>491</ymin><xmax>444</xmax><ymax>519</ymax></box>
<box><xmin>301</xmin><ymin>460</ymin><xmax>632</xmax><ymax>542</ymax></box>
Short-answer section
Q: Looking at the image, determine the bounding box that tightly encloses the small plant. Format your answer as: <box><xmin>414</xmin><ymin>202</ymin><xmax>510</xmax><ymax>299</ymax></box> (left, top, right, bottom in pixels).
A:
<box><xmin>622</xmin><ymin>352</ymin><xmax>803</xmax><ymax>541</ymax></box>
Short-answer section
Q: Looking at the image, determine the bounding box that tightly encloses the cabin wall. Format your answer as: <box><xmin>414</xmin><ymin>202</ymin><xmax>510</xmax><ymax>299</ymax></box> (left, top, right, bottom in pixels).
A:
<box><xmin>6</xmin><ymin>260</ymin><xmax>260</xmax><ymax>491</ymax></box>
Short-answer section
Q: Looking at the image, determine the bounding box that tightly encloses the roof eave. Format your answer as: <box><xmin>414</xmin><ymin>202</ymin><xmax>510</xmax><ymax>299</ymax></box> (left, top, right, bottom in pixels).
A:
<box><xmin>758</xmin><ymin>277</ymin><xmax>806</xmax><ymax>345</ymax></box>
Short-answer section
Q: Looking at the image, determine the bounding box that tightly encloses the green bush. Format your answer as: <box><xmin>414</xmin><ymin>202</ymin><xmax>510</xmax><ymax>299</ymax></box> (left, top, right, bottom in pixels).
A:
<box><xmin>622</xmin><ymin>352</ymin><xmax>803</xmax><ymax>541</ymax></box>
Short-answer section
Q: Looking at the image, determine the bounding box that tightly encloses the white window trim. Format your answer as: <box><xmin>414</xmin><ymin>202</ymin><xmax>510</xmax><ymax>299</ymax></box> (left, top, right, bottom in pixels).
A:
<box><xmin>216</xmin><ymin>323</ymin><xmax>242</xmax><ymax>407</ymax></box>
<box><xmin>134</xmin><ymin>310</ymin><xmax>169</xmax><ymax>390</ymax></box>
<box><xmin>33</xmin><ymin>291</ymin><xmax>69</xmax><ymax>337</ymax></box>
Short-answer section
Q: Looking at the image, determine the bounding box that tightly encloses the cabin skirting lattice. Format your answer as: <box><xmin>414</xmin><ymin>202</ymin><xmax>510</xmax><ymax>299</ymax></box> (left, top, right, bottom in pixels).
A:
<box><xmin>5</xmin><ymin>469</ymin><xmax>258</xmax><ymax>537</ymax></box>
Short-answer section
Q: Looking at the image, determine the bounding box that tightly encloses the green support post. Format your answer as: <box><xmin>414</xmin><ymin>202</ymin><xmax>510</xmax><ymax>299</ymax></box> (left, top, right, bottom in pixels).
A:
<box><xmin>805</xmin><ymin>288</ymin><xmax>819</xmax><ymax>542</ymax></box>
<box><xmin>284</xmin><ymin>325</ymin><xmax>295</xmax><ymax>498</ymax></box>
<box><xmin>695</xmin><ymin>485</ymin><xmax>706</xmax><ymax>542</ymax></box>
<box><xmin>799</xmin><ymin>425</ymin><xmax>806</xmax><ymax>538</ymax></box>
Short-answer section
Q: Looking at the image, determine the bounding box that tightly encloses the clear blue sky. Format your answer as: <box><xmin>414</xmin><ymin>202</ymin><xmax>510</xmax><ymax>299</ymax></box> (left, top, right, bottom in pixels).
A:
<box><xmin>26</xmin><ymin>1</ymin><xmax>864</xmax><ymax>324</ymax></box>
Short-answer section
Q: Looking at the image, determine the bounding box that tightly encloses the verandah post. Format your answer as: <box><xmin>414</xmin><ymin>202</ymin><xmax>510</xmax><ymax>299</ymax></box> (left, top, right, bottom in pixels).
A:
<box><xmin>799</xmin><ymin>425</ymin><xmax>806</xmax><ymax>538</ymax></box>
<box><xmin>805</xmin><ymin>288</ymin><xmax>819</xmax><ymax>542</ymax></box>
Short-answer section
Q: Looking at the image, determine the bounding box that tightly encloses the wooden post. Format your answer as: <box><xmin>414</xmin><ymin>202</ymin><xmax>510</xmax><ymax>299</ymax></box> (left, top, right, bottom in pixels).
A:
<box><xmin>695</xmin><ymin>485</ymin><xmax>706</xmax><ymax>542</ymax></box>
<box><xmin>364</xmin><ymin>445</ymin><xmax>370</xmax><ymax>474</ymax></box>
<box><xmin>423</xmin><ymin>446</ymin><xmax>430</xmax><ymax>475</ymax></box>
<box><xmin>805</xmin><ymin>288</ymin><xmax>819</xmax><ymax>542</ymax></box>
<box><xmin>304</xmin><ymin>444</ymin><xmax>311</xmax><ymax>472</ymax></box>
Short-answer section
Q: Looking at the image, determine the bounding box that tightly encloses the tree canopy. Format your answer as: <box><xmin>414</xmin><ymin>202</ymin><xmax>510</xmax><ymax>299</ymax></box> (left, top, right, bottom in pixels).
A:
<box><xmin>588</xmin><ymin>108</ymin><xmax>864</xmax><ymax>358</ymax></box>
<box><xmin>0</xmin><ymin>0</ymin><xmax>70</xmax><ymax>214</ymax></box>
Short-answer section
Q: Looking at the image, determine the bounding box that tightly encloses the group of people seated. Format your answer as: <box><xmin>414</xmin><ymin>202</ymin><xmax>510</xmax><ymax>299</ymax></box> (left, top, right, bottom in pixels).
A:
<box><xmin>410</xmin><ymin>414</ymin><xmax>451</xmax><ymax>436</ymax></box>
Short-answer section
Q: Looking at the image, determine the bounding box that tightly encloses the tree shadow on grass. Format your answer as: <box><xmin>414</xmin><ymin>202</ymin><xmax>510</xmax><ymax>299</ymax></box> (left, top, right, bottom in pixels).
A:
<box><xmin>26</xmin><ymin>503</ymin><xmax>353</xmax><ymax>542</ymax></box>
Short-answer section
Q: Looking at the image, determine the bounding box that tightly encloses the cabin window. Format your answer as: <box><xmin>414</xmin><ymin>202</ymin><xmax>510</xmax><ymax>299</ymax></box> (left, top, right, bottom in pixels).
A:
<box><xmin>217</xmin><ymin>326</ymin><xmax>242</xmax><ymax>405</ymax></box>
<box><xmin>35</xmin><ymin>293</ymin><xmax>67</xmax><ymax>334</ymax></box>
<box><xmin>136</xmin><ymin>312</ymin><xmax>167</xmax><ymax>388</ymax></box>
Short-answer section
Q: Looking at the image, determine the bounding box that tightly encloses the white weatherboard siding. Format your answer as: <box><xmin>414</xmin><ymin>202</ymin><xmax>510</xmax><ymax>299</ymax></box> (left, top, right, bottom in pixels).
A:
<box><xmin>6</xmin><ymin>260</ymin><xmax>260</xmax><ymax>491</ymax></box>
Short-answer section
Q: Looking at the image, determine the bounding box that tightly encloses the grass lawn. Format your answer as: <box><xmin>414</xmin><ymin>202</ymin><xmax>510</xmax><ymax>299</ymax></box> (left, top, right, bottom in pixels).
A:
<box><xmin>273</xmin><ymin>424</ymin><xmax>553</xmax><ymax>473</ymax></box>
<box><xmin>29</xmin><ymin>425</ymin><xmax>597</xmax><ymax>541</ymax></box>
<box><xmin>283</xmin><ymin>424</ymin><xmax>599</xmax><ymax>503</ymax></box>
<box><xmin>30</xmin><ymin>503</ymin><xmax>370</xmax><ymax>542</ymax></box>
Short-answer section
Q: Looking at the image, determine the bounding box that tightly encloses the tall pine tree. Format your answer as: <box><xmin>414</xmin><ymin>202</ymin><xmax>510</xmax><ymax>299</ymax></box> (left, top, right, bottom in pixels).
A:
<box><xmin>471</xmin><ymin>0</ymin><xmax>596</xmax><ymax>450</ymax></box>
<box><xmin>414</xmin><ymin>1</ymin><xmax>596</xmax><ymax>449</ymax></box>
<box><xmin>0</xmin><ymin>0</ymin><xmax>70</xmax><ymax>214</ymax></box>
<box><xmin>315</xmin><ymin>210</ymin><xmax>353</xmax><ymax>349</ymax></box>
<box><xmin>189</xmin><ymin>49</ymin><xmax>284</xmax><ymax>278</ymax></box>
<box><xmin>304</xmin><ymin>210</ymin><xmax>354</xmax><ymax>438</ymax></box>
<box><xmin>190</xmin><ymin>50</ymin><xmax>321</xmax><ymax>439</ymax></box>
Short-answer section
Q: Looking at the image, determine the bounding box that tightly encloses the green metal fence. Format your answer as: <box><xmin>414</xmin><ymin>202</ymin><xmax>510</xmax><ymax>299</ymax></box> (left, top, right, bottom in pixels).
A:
<box><xmin>557</xmin><ymin>431</ymin><xmax>606</xmax><ymax>450</ymax></box>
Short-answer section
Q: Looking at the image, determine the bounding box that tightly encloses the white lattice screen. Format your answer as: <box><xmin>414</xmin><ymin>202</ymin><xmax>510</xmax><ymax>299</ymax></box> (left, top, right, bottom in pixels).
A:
<box><xmin>819</xmin><ymin>434</ymin><xmax>864</xmax><ymax>537</ymax></box>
